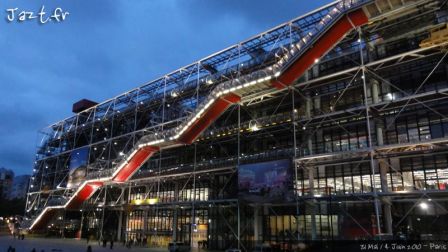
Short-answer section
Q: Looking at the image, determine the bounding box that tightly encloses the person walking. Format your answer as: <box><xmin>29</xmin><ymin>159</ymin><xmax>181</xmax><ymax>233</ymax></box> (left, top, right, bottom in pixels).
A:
<box><xmin>143</xmin><ymin>236</ymin><xmax>147</xmax><ymax>247</ymax></box>
<box><xmin>110</xmin><ymin>239</ymin><xmax>114</xmax><ymax>249</ymax></box>
<box><xmin>86</xmin><ymin>245</ymin><xmax>92</xmax><ymax>252</ymax></box>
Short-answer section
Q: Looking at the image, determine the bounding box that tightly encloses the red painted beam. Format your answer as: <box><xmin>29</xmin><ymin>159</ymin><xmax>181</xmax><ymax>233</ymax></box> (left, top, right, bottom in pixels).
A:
<box><xmin>66</xmin><ymin>181</ymin><xmax>103</xmax><ymax>209</ymax></box>
<box><xmin>272</xmin><ymin>9</ymin><xmax>368</xmax><ymax>89</ymax></box>
<box><xmin>112</xmin><ymin>146</ymin><xmax>158</xmax><ymax>182</ymax></box>
<box><xmin>179</xmin><ymin>93</ymin><xmax>241</xmax><ymax>144</ymax></box>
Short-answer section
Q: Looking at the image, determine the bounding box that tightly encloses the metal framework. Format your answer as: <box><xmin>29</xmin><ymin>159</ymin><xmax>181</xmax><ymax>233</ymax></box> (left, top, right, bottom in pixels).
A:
<box><xmin>24</xmin><ymin>0</ymin><xmax>448</xmax><ymax>250</ymax></box>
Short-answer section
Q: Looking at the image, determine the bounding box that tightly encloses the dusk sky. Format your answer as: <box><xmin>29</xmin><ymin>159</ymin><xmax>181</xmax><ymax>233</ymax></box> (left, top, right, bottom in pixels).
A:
<box><xmin>0</xmin><ymin>0</ymin><xmax>331</xmax><ymax>175</ymax></box>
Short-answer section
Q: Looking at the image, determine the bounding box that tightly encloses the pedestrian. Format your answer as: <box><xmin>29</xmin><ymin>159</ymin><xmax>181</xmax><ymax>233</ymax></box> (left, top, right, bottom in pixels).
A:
<box><xmin>21</xmin><ymin>234</ymin><xmax>25</xmax><ymax>240</ymax></box>
<box><xmin>10</xmin><ymin>248</ymin><xmax>15</xmax><ymax>252</ymax></box>
<box><xmin>7</xmin><ymin>245</ymin><xmax>13</xmax><ymax>252</ymax></box>
<box><xmin>143</xmin><ymin>236</ymin><xmax>147</xmax><ymax>247</ymax></box>
<box><xmin>137</xmin><ymin>236</ymin><xmax>141</xmax><ymax>247</ymax></box>
<box><xmin>86</xmin><ymin>245</ymin><xmax>92</xmax><ymax>252</ymax></box>
<box><xmin>110</xmin><ymin>239</ymin><xmax>114</xmax><ymax>249</ymax></box>
<box><xmin>31</xmin><ymin>249</ymin><xmax>36</xmax><ymax>252</ymax></box>
<box><xmin>102</xmin><ymin>238</ymin><xmax>107</xmax><ymax>247</ymax></box>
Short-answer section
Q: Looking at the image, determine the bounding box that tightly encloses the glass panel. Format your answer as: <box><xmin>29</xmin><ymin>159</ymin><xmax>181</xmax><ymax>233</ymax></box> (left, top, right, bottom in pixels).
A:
<box><xmin>344</xmin><ymin>176</ymin><xmax>353</xmax><ymax>194</ymax></box>
<box><xmin>430</xmin><ymin>123</ymin><xmax>443</xmax><ymax>139</ymax></box>
<box><xmin>402</xmin><ymin>171</ymin><xmax>414</xmax><ymax>190</ymax></box>
<box><xmin>327</xmin><ymin>177</ymin><xmax>336</xmax><ymax>195</ymax></box>
<box><xmin>353</xmin><ymin>176</ymin><xmax>362</xmax><ymax>193</ymax></box>
<box><xmin>438</xmin><ymin>168</ymin><xmax>448</xmax><ymax>190</ymax></box>
<box><xmin>419</xmin><ymin>126</ymin><xmax>431</xmax><ymax>140</ymax></box>
<box><xmin>408</xmin><ymin>128</ymin><xmax>419</xmax><ymax>142</ymax></box>
<box><xmin>362</xmin><ymin>175</ymin><xmax>371</xmax><ymax>193</ymax></box>
<box><xmin>390</xmin><ymin>172</ymin><xmax>403</xmax><ymax>191</ymax></box>
<box><xmin>397</xmin><ymin>125</ymin><xmax>408</xmax><ymax>143</ymax></box>
<box><xmin>335</xmin><ymin>177</ymin><xmax>344</xmax><ymax>195</ymax></box>
<box><xmin>413</xmin><ymin>170</ymin><xmax>425</xmax><ymax>190</ymax></box>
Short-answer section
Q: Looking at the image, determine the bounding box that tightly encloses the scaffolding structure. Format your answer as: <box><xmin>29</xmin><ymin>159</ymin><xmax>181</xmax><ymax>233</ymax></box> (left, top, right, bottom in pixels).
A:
<box><xmin>24</xmin><ymin>0</ymin><xmax>448</xmax><ymax>250</ymax></box>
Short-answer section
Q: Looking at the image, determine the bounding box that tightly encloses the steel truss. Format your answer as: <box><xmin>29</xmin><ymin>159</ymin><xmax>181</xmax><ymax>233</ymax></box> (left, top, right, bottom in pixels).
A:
<box><xmin>23</xmin><ymin>0</ymin><xmax>448</xmax><ymax>250</ymax></box>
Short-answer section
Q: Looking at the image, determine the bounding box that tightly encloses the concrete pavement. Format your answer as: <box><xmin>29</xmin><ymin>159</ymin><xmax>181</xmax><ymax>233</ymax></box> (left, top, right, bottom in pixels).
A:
<box><xmin>0</xmin><ymin>235</ymin><xmax>167</xmax><ymax>252</ymax></box>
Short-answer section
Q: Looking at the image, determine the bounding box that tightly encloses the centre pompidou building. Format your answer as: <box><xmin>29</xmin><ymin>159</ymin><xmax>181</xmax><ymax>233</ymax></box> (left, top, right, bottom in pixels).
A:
<box><xmin>24</xmin><ymin>0</ymin><xmax>448</xmax><ymax>250</ymax></box>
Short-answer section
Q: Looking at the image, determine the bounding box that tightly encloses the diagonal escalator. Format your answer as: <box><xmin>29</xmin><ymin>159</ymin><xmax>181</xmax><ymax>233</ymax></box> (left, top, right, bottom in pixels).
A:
<box><xmin>26</xmin><ymin>0</ymin><xmax>420</xmax><ymax>231</ymax></box>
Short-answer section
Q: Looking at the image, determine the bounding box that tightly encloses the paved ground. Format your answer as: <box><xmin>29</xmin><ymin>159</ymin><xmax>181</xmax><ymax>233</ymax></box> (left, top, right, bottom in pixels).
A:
<box><xmin>0</xmin><ymin>235</ymin><xmax>167</xmax><ymax>252</ymax></box>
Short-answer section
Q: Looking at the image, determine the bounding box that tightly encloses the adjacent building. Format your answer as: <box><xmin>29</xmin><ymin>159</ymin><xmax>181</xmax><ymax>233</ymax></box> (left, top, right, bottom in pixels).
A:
<box><xmin>0</xmin><ymin>168</ymin><xmax>14</xmax><ymax>199</ymax></box>
<box><xmin>9</xmin><ymin>175</ymin><xmax>30</xmax><ymax>200</ymax></box>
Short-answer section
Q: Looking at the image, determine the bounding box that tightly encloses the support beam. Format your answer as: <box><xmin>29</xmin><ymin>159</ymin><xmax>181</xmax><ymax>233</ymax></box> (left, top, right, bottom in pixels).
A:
<box><xmin>371</xmin><ymin>79</ymin><xmax>380</xmax><ymax>104</ymax></box>
<box><xmin>308</xmin><ymin>166</ymin><xmax>318</xmax><ymax>240</ymax></box>
<box><xmin>379</xmin><ymin>159</ymin><xmax>393</xmax><ymax>235</ymax></box>
<box><xmin>253</xmin><ymin>206</ymin><xmax>262</xmax><ymax>243</ymax></box>
<box><xmin>117</xmin><ymin>211</ymin><xmax>123</xmax><ymax>242</ymax></box>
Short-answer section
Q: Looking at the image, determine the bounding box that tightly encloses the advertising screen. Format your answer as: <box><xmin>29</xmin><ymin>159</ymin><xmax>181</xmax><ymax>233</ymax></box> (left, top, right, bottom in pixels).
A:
<box><xmin>238</xmin><ymin>159</ymin><xmax>294</xmax><ymax>203</ymax></box>
<box><xmin>67</xmin><ymin>146</ymin><xmax>89</xmax><ymax>188</ymax></box>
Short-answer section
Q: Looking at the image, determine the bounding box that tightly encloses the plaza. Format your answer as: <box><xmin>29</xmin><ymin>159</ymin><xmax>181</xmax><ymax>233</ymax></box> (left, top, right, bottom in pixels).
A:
<box><xmin>0</xmin><ymin>235</ymin><xmax>165</xmax><ymax>252</ymax></box>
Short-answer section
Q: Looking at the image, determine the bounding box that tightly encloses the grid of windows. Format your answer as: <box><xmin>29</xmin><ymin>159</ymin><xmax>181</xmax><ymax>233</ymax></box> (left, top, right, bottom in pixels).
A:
<box><xmin>297</xmin><ymin>162</ymin><xmax>381</xmax><ymax>196</ymax></box>
<box><xmin>391</xmin><ymin>155</ymin><xmax>448</xmax><ymax>191</ymax></box>
<box><xmin>384</xmin><ymin>114</ymin><xmax>448</xmax><ymax>145</ymax></box>
<box><xmin>128</xmin><ymin>185</ymin><xmax>209</xmax><ymax>204</ymax></box>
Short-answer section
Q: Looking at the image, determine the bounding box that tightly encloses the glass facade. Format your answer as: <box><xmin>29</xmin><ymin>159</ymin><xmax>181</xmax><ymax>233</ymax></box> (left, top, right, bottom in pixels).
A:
<box><xmin>26</xmin><ymin>1</ymin><xmax>448</xmax><ymax>251</ymax></box>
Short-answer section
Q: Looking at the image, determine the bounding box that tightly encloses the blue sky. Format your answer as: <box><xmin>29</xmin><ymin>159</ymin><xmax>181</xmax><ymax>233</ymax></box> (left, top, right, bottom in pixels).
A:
<box><xmin>0</xmin><ymin>0</ymin><xmax>331</xmax><ymax>175</ymax></box>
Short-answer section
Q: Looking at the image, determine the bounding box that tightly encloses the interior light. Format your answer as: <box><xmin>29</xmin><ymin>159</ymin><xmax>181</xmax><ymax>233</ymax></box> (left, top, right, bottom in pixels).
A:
<box><xmin>420</xmin><ymin>202</ymin><xmax>428</xmax><ymax>210</ymax></box>
<box><xmin>386</xmin><ymin>93</ymin><xmax>395</xmax><ymax>100</ymax></box>
<box><xmin>250</xmin><ymin>124</ymin><xmax>259</xmax><ymax>132</ymax></box>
